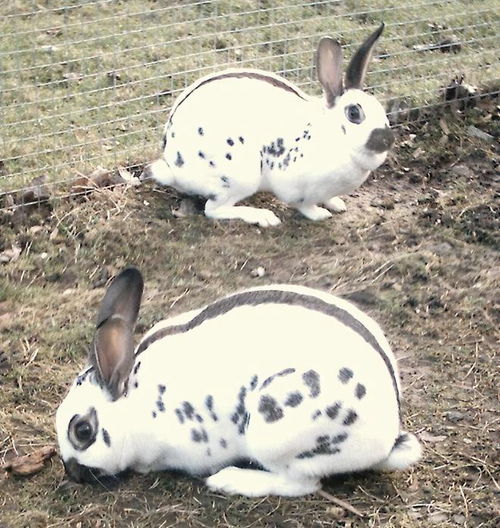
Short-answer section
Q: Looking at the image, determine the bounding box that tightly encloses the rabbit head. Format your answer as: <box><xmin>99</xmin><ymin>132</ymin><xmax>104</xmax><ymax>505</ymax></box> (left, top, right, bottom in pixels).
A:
<box><xmin>316</xmin><ymin>23</ymin><xmax>394</xmax><ymax>171</ymax></box>
<box><xmin>56</xmin><ymin>268</ymin><xmax>143</xmax><ymax>482</ymax></box>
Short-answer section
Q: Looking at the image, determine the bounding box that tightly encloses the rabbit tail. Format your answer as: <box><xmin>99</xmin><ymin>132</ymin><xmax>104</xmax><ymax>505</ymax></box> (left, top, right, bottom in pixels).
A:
<box><xmin>371</xmin><ymin>432</ymin><xmax>422</xmax><ymax>472</ymax></box>
<box><xmin>144</xmin><ymin>158</ymin><xmax>175</xmax><ymax>186</ymax></box>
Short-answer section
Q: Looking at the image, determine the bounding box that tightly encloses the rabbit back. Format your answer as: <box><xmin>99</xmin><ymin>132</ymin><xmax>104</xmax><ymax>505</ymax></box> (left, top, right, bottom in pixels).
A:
<box><xmin>132</xmin><ymin>285</ymin><xmax>401</xmax><ymax>475</ymax></box>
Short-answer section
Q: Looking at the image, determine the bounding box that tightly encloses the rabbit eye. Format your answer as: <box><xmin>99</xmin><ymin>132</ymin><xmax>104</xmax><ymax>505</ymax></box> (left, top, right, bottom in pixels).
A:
<box><xmin>68</xmin><ymin>407</ymin><xmax>98</xmax><ymax>450</ymax></box>
<box><xmin>75</xmin><ymin>421</ymin><xmax>92</xmax><ymax>442</ymax></box>
<box><xmin>345</xmin><ymin>104</ymin><xmax>365</xmax><ymax>124</ymax></box>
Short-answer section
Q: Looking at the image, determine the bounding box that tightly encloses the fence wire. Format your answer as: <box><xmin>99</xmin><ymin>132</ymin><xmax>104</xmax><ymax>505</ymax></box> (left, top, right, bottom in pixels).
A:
<box><xmin>1</xmin><ymin>0</ymin><xmax>498</xmax><ymax>208</ymax></box>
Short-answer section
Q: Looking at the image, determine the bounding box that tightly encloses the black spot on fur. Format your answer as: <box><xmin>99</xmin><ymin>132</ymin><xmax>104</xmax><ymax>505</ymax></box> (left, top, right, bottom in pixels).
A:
<box><xmin>239</xmin><ymin>136</ymin><xmax>245</xmax><ymax>144</ymax></box>
<box><xmin>205</xmin><ymin>395</ymin><xmax>213</xmax><ymax>410</ymax></box>
<box><xmin>220</xmin><ymin>175</ymin><xmax>230</xmax><ymax>188</ymax></box>
<box><xmin>133</xmin><ymin>362</ymin><xmax>141</xmax><ymax>375</ymax></box>
<box><xmin>198</xmin><ymin>127</ymin><xmax>204</xmax><ymax>135</ymax></box>
<box><xmin>225</xmin><ymin>153</ymin><xmax>232</xmax><ymax>160</ymax></box>
<box><xmin>264</xmin><ymin>137</ymin><xmax>285</xmax><ymax>157</ymax></box>
<box><xmin>175</xmin><ymin>151</ymin><xmax>184</xmax><ymax>167</ymax></box>
<box><xmin>206</xmin><ymin>448</ymin><xmax>211</xmax><ymax>457</ymax></box>
<box><xmin>338</xmin><ymin>367</ymin><xmax>354</xmax><ymax>384</ymax></box>
<box><xmin>261</xmin><ymin>368</ymin><xmax>296</xmax><ymax>389</ymax></box>
<box><xmin>355</xmin><ymin>383</ymin><xmax>366</xmax><ymax>399</ymax></box>
<box><xmin>198</xmin><ymin>151</ymin><xmax>205</xmax><ymax>159</ymax></box>
<box><xmin>134</xmin><ymin>382</ymin><xmax>139</xmax><ymax>389</ymax></box>
<box><xmin>195</xmin><ymin>414</ymin><xmax>203</xmax><ymax>423</ymax></box>
<box><xmin>220</xmin><ymin>438</ymin><xmax>227</xmax><ymax>448</ymax></box>
<box><xmin>152</xmin><ymin>411</ymin><xmax>157</xmax><ymax>418</ymax></box>
<box><xmin>295</xmin><ymin>137</ymin><xmax>300</xmax><ymax>142</ymax></box>
<box><xmin>175</xmin><ymin>409</ymin><xmax>185</xmax><ymax>424</ymax></box>
<box><xmin>191</xmin><ymin>429</ymin><xmax>203</xmax><ymax>442</ymax></box>
<box><xmin>158</xmin><ymin>384</ymin><xmax>166</xmax><ymax>395</ymax></box>
<box><xmin>326</xmin><ymin>402</ymin><xmax>341</xmax><ymax>420</ymax></box>
<box><xmin>303</xmin><ymin>370</ymin><xmax>320</xmax><ymax>398</ymax></box>
<box><xmin>343</xmin><ymin>409</ymin><xmax>358</xmax><ymax>426</ymax></box>
<box><xmin>296</xmin><ymin>436</ymin><xmax>341</xmax><ymax>459</ymax></box>
<box><xmin>258</xmin><ymin>395</ymin><xmax>284</xmax><ymax>423</ymax></box>
<box><xmin>227</xmin><ymin>138</ymin><xmax>234</xmax><ymax>146</ymax></box>
<box><xmin>209</xmin><ymin>160</ymin><xmax>216</xmax><ymax>168</ymax></box>
<box><xmin>249</xmin><ymin>375</ymin><xmax>258</xmax><ymax>390</ymax></box>
<box><xmin>331</xmin><ymin>432</ymin><xmax>348</xmax><ymax>444</ymax></box>
<box><xmin>182</xmin><ymin>401</ymin><xmax>195</xmax><ymax>420</ymax></box>
<box><xmin>284</xmin><ymin>391</ymin><xmax>303</xmax><ymax>407</ymax></box>
<box><xmin>312</xmin><ymin>410</ymin><xmax>322</xmax><ymax>420</ymax></box>
<box><xmin>156</xmin><ymin>400</ymin><xmax>165</xmax><ymax>412</ymax></box>
<box><xmin>102</xmin><ymin>428</ymin><xmax>111</xmax><ymax>447</ymax></box>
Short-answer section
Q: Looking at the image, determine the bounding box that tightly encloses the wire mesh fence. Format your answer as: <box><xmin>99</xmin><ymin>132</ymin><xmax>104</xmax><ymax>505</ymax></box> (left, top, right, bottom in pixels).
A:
<box><xmin>1</xmin><ymin>0</ymin><xmax>498</xmax><ymax>209</ymax></box>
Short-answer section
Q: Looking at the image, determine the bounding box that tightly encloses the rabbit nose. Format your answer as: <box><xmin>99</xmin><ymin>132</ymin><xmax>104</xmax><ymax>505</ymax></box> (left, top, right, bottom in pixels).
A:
<box><xmin>63</xmin><ymin>457</ymin><xmax>100</xmax><ymax>483</ymax></box>
<box><xmin>365</xmin><ymin>126</ymin><xmax>395</xmax><ymax>153</ymax></box>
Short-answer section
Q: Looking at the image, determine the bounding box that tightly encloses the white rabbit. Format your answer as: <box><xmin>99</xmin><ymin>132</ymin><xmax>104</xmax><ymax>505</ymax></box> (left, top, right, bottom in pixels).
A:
<box><xmin>145</xmin><ymin>23</ymin><xmax>394</xmax><ymax>227</ymax></box>
<box><xmin>56</xmin><ymin>268</ymin><xmax>421</xmax><ymax>497</ymax></box>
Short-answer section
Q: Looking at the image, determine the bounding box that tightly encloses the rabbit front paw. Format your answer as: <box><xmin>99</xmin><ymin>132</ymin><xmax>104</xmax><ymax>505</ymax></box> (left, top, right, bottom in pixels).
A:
<box><xmin>324</xmin><ymin>197</ymin><xmax>347</xmax><ymax>213</ymax></box>
<box><xmin>296</xmin><ymin>204</ymin><xmax>333</xmax><ymax>221</ymax></box>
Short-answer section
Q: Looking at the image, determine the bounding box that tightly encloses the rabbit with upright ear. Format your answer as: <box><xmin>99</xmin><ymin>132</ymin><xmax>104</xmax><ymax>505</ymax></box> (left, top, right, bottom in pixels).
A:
<box><xmin>56</xmin><ymin>268</ymin><xmax>421</xmax><ymax>496</ymax></box>
<box><xmin>145</xmin><ymin>23</ymin><xmax>394</xmax><ymax>227</ymax></box>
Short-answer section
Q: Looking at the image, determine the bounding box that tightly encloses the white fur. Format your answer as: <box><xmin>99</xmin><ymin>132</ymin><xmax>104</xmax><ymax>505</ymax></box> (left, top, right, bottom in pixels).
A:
<box><xmin>145</xmin><ymin>64</ymin><xmax>391</xmax><ymax>226</ymax></box>
<box><xmin>56</xmin><ymin>283</ymin><xmax>421</xmax><ymax>497</ymax></box>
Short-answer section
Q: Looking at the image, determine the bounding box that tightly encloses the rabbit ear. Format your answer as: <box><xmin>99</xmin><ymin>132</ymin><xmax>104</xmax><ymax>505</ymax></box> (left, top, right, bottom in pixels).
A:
<box><xmin>316</xmin><ymin>37</ymin><xmax>343</xmax><ymax>108</ymax></box>
<box><xmin>91</xmin><ymin>268</ymin><xmax>144</xmax><ymax>400</ymax></box>
<box><xmin>345</xmin><ymin>23</ymin><xmax>384</xmax><ymax>90</ymax></box>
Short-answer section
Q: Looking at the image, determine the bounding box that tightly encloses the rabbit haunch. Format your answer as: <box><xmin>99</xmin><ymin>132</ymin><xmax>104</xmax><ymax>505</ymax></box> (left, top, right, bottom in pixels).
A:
<box><xmin>56</xmin><ymin>269</ymin><xmax>422</xmax><ymax>497</ymax></box>
<box><xmin>146</xmin><ymin>24</ymin><xmax>395</xmax><ymax>227</ymax></box>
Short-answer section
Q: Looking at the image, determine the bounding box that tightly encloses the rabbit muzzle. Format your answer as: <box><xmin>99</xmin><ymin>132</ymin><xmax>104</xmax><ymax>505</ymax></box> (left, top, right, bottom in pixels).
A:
<box><xmin>365</xmin><ymin>126</ymin><xmax>395</xmax><ymax>153</ymax></box>
<box><xmin>63</xmin><ymin>456</ymin><xmax>104</xmax><ymax>484</ymax></box>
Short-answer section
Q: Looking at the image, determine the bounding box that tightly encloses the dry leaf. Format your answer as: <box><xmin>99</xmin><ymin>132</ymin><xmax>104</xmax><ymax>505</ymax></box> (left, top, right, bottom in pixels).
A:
<box><xmin>21</xmin><ymin>174</ymin><xmax>51</xmax><ymax>204</ymax></box>
<box><xmin>71</xmin><ymin>167</ymin><xmax>124</xmax><ymax>194</ymax></box>
<box><xmin>2</xmin><ymin>445</ymin><xmax>57</xmax><ymax>476</ymax></box>
<box><xmin>118</xmin><ymin>167</ymin><xmax>140</xmax><ymax>186</ymax></box>
<box><xmin>419</xmin><ymin>431</ymin><xmax>447</xmax><ymax>443</ymax></box>
<box><xmin>0</xmin><ymin>244</ymin><xmax>22</xmax><ymax>264</ymax></box>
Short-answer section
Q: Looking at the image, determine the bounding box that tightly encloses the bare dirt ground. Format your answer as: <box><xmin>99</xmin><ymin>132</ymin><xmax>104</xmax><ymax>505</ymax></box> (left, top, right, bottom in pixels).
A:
<box><xmin>0</xmin><ymin>99</ymin><xmax>498</xmax><ymax>527</ymax></box>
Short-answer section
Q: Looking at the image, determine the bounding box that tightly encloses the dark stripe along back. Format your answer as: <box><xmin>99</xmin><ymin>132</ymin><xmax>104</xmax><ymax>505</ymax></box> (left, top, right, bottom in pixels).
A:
<box><xmin>136</xmin><ymin>289</ymin><xmax>401</xmax><ymax>414</ymax></box>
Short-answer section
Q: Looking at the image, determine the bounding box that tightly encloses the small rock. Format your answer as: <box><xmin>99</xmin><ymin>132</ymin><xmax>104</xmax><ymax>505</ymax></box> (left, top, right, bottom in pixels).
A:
<box><xmin>452</xmin><ymin>513</ymin><xmax>466</xmax><ymax>525</ymax></box>
<box><xmin>467</xmin><ymin>125</ymin><xmax>494</xmax><ymax>143</ymax></box>
<box><xmin>444</xmin><ymin>410</ymin><xmax>466</xmax><ymax>423</ymax></box>
<box><xmin>250</xmin><ymin>266</ymin><xmax>266</xmax><ymax>278</ymax></box>
<box><xmin>0</xmin><ymin>244</ymin><xmax>21</xmax><ymax>264</ymax></box>
<box><xmin>429</xmin><ymin>512</ymin><xmax>448</xmax><ymax>524</ymax></box>
<box><xmin>427</xmin><ymin>242</ymin><xmax>454</xmax><ymax>255</ymax></box>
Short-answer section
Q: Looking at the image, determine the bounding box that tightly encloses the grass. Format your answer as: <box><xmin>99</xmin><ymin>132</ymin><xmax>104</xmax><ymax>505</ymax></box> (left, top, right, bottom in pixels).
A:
<box><xmin>0</xmin><ymin>0</ymin><xmax>498</xmax><ymax>195</ymax></box>
<box><xmin>0</xmin><ymin>96</ymin><xmax>498</xmax><ymax>526</ymax></box>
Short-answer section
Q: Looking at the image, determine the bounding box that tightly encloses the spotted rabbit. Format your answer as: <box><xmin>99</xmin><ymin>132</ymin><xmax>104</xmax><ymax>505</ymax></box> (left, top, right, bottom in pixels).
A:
<box><xmin>56</xmin><ymin>268</ymin><xmax>421</xmax><ymax>496</ymax></box>
<box><xmin>146</xmin><ymin>23</ymin><xmax>394</xmax><ymax>226</ymax></box>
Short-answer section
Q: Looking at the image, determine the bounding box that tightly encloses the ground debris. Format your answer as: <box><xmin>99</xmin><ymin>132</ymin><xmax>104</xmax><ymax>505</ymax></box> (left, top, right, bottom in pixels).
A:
<box><xmin>21</xmin><ymin>175</ymin><xmax>51</xmax><ymax>204</ymax></box>
<box><xmin>2</xmin><ymin>445</ymin><xmax>57</xmax><ymax>477</ymax></box>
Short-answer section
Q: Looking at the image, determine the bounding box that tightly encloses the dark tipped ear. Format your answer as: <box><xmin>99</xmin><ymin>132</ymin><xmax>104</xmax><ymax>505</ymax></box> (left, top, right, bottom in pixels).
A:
<box><xmin>316</xmin><ymin>37</ymin><xmax>343</xmax><ymax>108</ymax></box>
<box><xmin>91</xmin><ymin>268</ymin><xmax>144</xmax><ymax>400</ymax></box>
<box><xmin>345</xmin><ymin>22</ymin><xmax>384</xmax><ymax>90</ymax></box>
